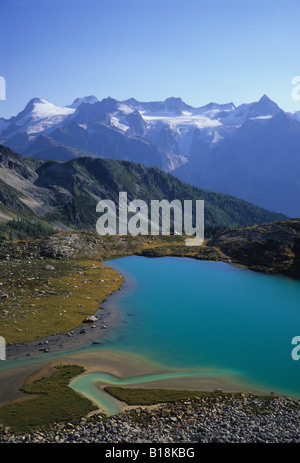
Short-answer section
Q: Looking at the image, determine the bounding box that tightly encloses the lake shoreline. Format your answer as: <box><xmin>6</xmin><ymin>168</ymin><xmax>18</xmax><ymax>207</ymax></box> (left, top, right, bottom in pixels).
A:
<box><xmin>3</xmin><ymin>256</ymin><xmax>300</xmax><ymax>397</ymax></box>
<box><xmin>1</xmin><ymin>253</ymin><xmax>300</xmax><ymax>427</ymax></box>
<box><xmin>4</xmin><ymin>259</ymin><xmax>136</xmax><ymax>362</ymax></box>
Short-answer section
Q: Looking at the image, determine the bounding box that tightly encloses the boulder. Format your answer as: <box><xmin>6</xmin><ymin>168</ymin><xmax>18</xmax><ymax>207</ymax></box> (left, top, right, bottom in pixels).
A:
<box><xmin>83</xmin><ymin>315</ymin><xmax>98</xmax><ymax>323</ymax></box>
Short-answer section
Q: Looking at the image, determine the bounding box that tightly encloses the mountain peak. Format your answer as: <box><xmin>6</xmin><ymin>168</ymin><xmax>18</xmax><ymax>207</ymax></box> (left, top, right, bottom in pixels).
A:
<box><xmin>29</xmin><ymin>97</ymin><xmax>49</xmax><ymax>104</ymax></box>
<box><xmin>124</xmin><ymin>97</ymin><xmax>139</xmax><ymax>106</ymax></box>
<box><xmin>164</xmin><ymin>97</ymin><xmax>183</xmax><ymax>103</ymax></box>
<box><xmin>163</xmin><ymin>97</ymin><xmax>190</xmax><ymax>115</ymax></box>
<box><xmin>69</xmin><ymin>95</ymin><xmax>99</xmax><ymax>109</ymax></box>
<box><xmin>260</xmin><ymin>94</ymin><xmax>270</xmax><ymax>100</ymax></box>
<box><xmin>24</xmin><ymin>98</ymin><xmax>51</xmax><ymax>111</ymax></box>
<box><xmin>247</xmin><ymin>94</ymin><xmax>282</xmax><ymax>119</ymax></box>
<box><xmin>258</xmin><ymin>94</ymin><xmax>273</xmax><ymax>103</ymax></box>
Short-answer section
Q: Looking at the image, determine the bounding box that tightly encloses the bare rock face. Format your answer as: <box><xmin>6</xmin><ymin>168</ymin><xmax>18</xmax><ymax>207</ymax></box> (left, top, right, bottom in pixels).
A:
<box><xmin>207</xmin><ymin>219</ymin><xmax>300</xmax><ymax>278</ymax></box>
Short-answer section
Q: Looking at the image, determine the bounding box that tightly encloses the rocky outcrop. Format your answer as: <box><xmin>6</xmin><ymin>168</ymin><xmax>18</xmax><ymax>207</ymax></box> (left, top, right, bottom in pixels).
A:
<box><xmin>136</xmin><ymin>244</ymin><xmax>228</xmax><ymax>262</ymax></box>
<box><xmin>1</xmin><ymin>219</ymin><xmax>300</xmax><ymax>279</ymax></box>
<box><xmin>207</xmin><ymin>219</ymin><xmax>300</xmax><ymax>278</ymax></box>
<box><xmin>1</xmin><ymin>394</ymin><xmax>300</xmax><ymax>443</ymax></box>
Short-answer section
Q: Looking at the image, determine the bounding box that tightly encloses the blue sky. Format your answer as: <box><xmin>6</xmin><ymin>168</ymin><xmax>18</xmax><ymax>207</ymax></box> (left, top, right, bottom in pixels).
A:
<box><xmin>0</xmin><ymin>0</ymin><xmax>300</xmax><ymax>118</ymax></box>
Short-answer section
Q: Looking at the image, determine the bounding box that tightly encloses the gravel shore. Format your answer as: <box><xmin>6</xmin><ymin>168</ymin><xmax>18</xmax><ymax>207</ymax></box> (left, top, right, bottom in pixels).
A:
<box><xmin>1</xmin><ymin>393</ymin><xmax>300</xmax><ymax>443</ymax></box>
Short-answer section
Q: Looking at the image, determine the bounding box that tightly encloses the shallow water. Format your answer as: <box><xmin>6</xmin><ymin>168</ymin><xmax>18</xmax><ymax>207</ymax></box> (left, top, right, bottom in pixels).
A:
<box><xmin>70</xmin><ymin>369</ymin><xmax>232</xmax><ymax>415</ymax></box>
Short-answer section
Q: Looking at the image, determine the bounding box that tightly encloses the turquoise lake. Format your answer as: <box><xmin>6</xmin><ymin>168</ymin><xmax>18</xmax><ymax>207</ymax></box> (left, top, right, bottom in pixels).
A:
<box><xmin>2</xmin><ymin>255</ymin><xmax>300</xmax><ymax>414</ymax></box>
<box><xmin>93</xmin><ymin>256</ymin><xmax>300</xmax><ymax>397</ymax></box>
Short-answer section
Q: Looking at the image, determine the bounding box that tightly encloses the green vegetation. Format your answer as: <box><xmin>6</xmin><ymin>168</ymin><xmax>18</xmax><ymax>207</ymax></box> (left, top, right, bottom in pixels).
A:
<box><xmin>104</xmin><ymin>386</ymin><xmax>215</xmax><ymax>405</ymax></box>
<box><xmin>13</xmin><ymin>155</ymin><xmax>287</xmax><ymax>235</ymax></box>
<box><xmin>0</xmin><ymin>230</ymin><xmax>227</xmax><ymax>346</ymax></box>
<box><xmin>0</xmin><ymin>365</ymin><xmax>97</xmax><ymax>434</ymax></box>
<box><xmin>104</xmin><ymin>387</ymin><xmax>280</xmax><ymax>410</ymax></box>
<box><xmin>0</xmin><ymin>179</ymin><xmax>42</xmax><ymax>222</ymax></box>
<box><xmin>0</xmin><ymin>258</ymin><xmax>123</xmax><ymax>344</ymax></box>
<box><xmin>1</xmin><ymin>232</ymin><xmax>204</xmax><ymax>345</ymax></box>
<box><xmin>104</xmin><ymin>387</ymin><xmax>290</xmax><ymax>418</ymax></box>
<box><xmin>55</xmin><ymin>158</ymin><xmax>287</xmax><ymax>231</ymax></box>
<box><xmin>0</xmin><ymin>174</ymin><xmax>57</xmax><ymax>239</ymax></box>
<box><xmin>0</xmin><ymin>147</ymin><xmax>288</xmax><ymax>239</ymax></box>
<box><xmin>0</xmin><ymin>218</ymin><xmax>56</xmax><ymax>240</ymax></box>
<box><xmin>45</xmin><ymin>188</ymin><xmax>99</xmax><ymax>229</ymax></box>
<box><xmin>0</xmin><ymin>145</ymin><xmax>288</xmax><ymax>241</ymax></box>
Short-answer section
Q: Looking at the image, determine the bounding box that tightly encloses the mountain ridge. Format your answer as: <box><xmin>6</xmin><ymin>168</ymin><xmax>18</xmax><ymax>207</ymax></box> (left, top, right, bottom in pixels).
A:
<box><xmin>1</xmin><ymin>94</ymin><xmax>300</xmax><ymax>216</ymax></box>
<box><xmin>0</xmin><ymin>144</ymin><xmax>287</xmax><ymax>239</ymax></box>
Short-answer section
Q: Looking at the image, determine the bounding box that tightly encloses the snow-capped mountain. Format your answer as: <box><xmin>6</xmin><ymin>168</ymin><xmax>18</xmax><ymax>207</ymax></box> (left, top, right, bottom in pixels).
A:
<box><xmin>1</xmin><ymin>94</ymin><xmax>300</xmax><ymax>216</ymax></box>
<box><xmin>68</xmin><ymin>95</ymin><xmax>99</xmax><ymax>109</ymax></box>
<box><xmin>0</xmin><ymin>93</ymin><xmax>284</xmax><ymax>158</ymax></box>
<box><xmin>2</xmin><ymin>98</ymin><xmax>75</xmax><ymax>135</ymax></box>
<box><xmin>175</xmin><ymin>110</ymin><xmax>300</xmax><ymax>217</ymax></box>
<box><xmin>123</xmin><ymin>94</ymin><xmax>284</xmax><ymax>156</ymax></box>
<box><xmin>0</xmin><ymin>98</ymin><xmax>76</xmax><ymax>153</ymax></box>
